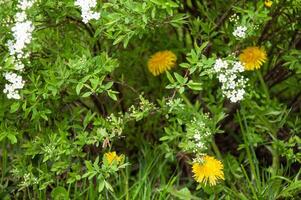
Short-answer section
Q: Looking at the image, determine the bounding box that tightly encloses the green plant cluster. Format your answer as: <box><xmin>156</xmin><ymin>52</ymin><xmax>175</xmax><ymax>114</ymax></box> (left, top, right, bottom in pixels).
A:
<box><xmin>0</xmin><ymin>0</ymin><xmax>301</xmax><ymax>199</ymax></box>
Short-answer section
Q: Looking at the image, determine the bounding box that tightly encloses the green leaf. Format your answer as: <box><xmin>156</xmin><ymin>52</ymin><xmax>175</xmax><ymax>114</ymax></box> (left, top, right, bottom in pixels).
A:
<box><xmin>174</xmin><ymin>72</ymin><xmax>186</xmax><ymax>84</ymax></box>
<box><xmin>93</xmin><ymin>156</ymin><xmax>100</xmax><ymax>169</ymax></box>
<box><xmin>7</xmin><ymin>133</ymin><xmax>17</xmax><ymax>144</ymax></box>
<box><xmin>51</xmin><ymin>187</ymin><xmax>69</xmax><ymax>200</ymax></box>
<box><xmin>82</xmin><ymin>92</ymin><xmax>92</xmax><ymax>98</ymax></box>
<box><xmin>187</xmin><ymin>81</ymin><xmax>202</xmax><ymax>91</ymax></box>
<box><xmin>98</xmin><ymin>177</ymin><xmax>105</xmax><ymax>192</ymax></box>
<box><xmin>166</xmin><ymin>71</ymin><xmax>175</xmax><ymax>83</ymax></box>
<box><xmin>160</xmin><ymin>136</ymin><xmax>170</xmax><ymax>141</ymax></box>
<box><xmin>196</xmin><ymin>41</ymin><xmax>209</xmax><ymax>52</ymax></box>
<box><xmin>179</xmin><ymin>87</ymin><xmax>185</xmax><ymax>94</ymax></box>
<box><xmin>104</xmin><ymin>82</ymin><xmax>114</xmax><ymax>90</ymax></box>
<box><xmin>113</xmin><ymin>35</ymin><xmax>126</xmax><ymax>45</ymax></box>
<box><xmin>179</xmin><ymin>63</ymin><xmax>190</xmax><ymax>68</ymax></box>
<box><xmin>76</xmin><ymin>82</ymin><xmax>84</xmax><ymax>95</ymax></box>
<box><xmin>104</xmin><ymin>180</ymin><xmax>114</xmax><ymax>192</ymax></box>
<box><xmin>107</xmin><ymin>90</ymin><xmax>118</xmax><ymax>101</ymax></box>
<box><xmin>10</xmin><ymin>102</ymin><xmax>20</xmax><ymax>113</ymax></box>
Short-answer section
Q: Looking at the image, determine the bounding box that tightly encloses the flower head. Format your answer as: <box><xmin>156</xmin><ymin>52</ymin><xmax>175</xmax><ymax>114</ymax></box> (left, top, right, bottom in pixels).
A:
<box><xmin>264</xmin><ymin>0</ymin><xmax>273</xmax><ymax>7</ymax></box>
<box><xmin>147</xmin><ymin>50</ymin><xmax>177</xmax><ymax>76</ymax></box>
<box><xmin>104</xmin><ymin>151</ymin><xmax>122</xmax><ymax>165</ymax></box>
<box><xmin>192</xmin><ymin>155</ymin><xmax>224</xmax><ymax>186</ymax></box>
<box><xmin>239</xmin><ymin>46</ymin><xmax>267</xmax><ymax>70</ymax></box>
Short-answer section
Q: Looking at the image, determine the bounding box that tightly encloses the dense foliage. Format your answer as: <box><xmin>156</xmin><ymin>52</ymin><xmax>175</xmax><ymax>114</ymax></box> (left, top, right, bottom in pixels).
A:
<box><xmin>0</xmin><ymin>0</ymin><xmax>301</xmax><ymax>199</ymax></box>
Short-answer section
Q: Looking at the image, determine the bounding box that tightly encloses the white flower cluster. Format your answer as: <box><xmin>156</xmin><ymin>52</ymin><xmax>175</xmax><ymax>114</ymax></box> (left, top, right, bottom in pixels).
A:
<box><xmin>214</xmin><ymin>58</ymin><xmax>247</xmax><ymax>103</ymax></box>
<box><xmin>193</xmin><ymin>129</ymin><xmax>211</xmax><ymax>150</ymax></box>
<box><xmin>187</xmin><ymin>116</ymin><xmax>212</xmax><ymax>153</ymax></box>
<box><xmin>20</xmin><ymin>172</ymin><xmax>38</xmax><ymax>188</ymax></box>
<box><xmin>229</xmin><ymin>14</ymin><xmax>239</xmax><ymax>23</ymax></box>
<box><xmin>166</xmin><ymin>98</ymin><xmax>184</xmax><ymax>113</ymax></box>
<box><xmin>106</xmin><ymin>113</ymin><xmax>124</xmax><ymax>136</ymax></box>
<box><xmin>74</xmin><ymin>0</ymin><xmax>100</xmax><ymax>24</ymax></box>
<box><xmin>18</xmin><ymin>0</ymin><xmax>34</xmax><ymax>10</ymax></box>
<box><xmin>229</xmin><ymin>14</ymin><xmax>248</xmax><ymax>39</ymax></box>
<box><xmin>7</xmin><ymin>0</ymin><xmax>34</xmax><ymax>61</ymax></box>
<box><xmin>3</xmin><ymin>72</ymin><xmax>25</xmax><ymax>99</ymax></box>
<box><xmin>3</xmin><ymin>0</ymin><xmax>35</xmax><ymax>99</ymax></box>
<box><xmin>233</xmin><ymin>26</ymin><xmax>247</xmax><ymax>39</ymax></box>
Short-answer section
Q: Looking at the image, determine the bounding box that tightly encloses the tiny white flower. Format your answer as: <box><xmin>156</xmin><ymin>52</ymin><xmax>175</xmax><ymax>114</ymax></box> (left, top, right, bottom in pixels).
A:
<box><xmin>218</xmin><ymin>74</ymin><xmax>227</xmax><ymax>83</ymax></box>
<box><xmin>229</xmin><ymin>14</ymin><xmax>239</xmax><ymax>23</ymax></box>
<box><xmin>232</xmin><ymin>61</ymin><xmax>245</xmax><ymax>72</ymax></box>
<box><xmin>236</xmin><ymin>89</ymin><xmax>245</xmax><ymax>100</ymax></box>
<box><xmin>75</xmin><ymin>0</ymin><xmax>100</xmax><ymax>24</ymax></box>
<box><xmin>196</xmin><ymin>142</ymin><xmax>204</xmax><ymax>148</ymax></box>
<box><xmin>194</xmin><ymin>134</ymin><xmax>201</xmax><ymax>141</ymax></box>
<box><xmin>15</xmin><ymin>12</ymin><xmax>27</xmax><ymax>22</ymax></box>
<box><xmin>233</xmin><ymin>26</ymin><xmax>247</xmax><ymax>39</ymax></box>
<box><xmin>228</xmin><ymin>74</ymin><xmax>237</xmax><ymax>81</ymax></box>
<box><xmin>214</xmin><ymin>58</ymin><xmax>228</xmax><ymax>72</ymax></box>
<box><xmin>230</xmin><ymin>95</ymin><xmax>237</xmax><ymax>103</ymax></box>
<box><xmin>18</xmin><ymin>0</ymin><xmax>34</xmax><ymax>10</ymax></box>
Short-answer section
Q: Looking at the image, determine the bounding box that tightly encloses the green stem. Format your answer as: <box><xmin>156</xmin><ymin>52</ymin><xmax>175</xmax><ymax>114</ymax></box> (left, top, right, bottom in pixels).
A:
<box><xmin>266</xmin><ymin>145</ymin><xmax>279</xmax><ymax>175</ymax></box>
<box><xmin>180</xmin><ymin>93</ymin><xmax>193</xmax><ymax>107</ymax></box>
<box><xmin>253</xmin><ymin>107</ymin><xmax>280</xmax><ymax>175</ymax></box>
<box><xmin>272</xmin><ymin>146</ymin><xmax>280</xmax><ymax>175</ymax></box>
<box><xmin>1</xmin><ymin>140</ymin><xmax>7</xmax><ymax>184</ymax></box>
<box><xmin>241</xmin><ymin>165</ymin><xmax>259</xmax><ymax>200</ymax></box>
<box><xmin>237</xmin><ymin>112</ymin><xmax>258</xmax><ymax>185</ymax></box>
<box><xmin>211</xmin><ymin>138</ymin><xmax>222</xmax><ymax>160</ymax></box>
<box><xmin>255</xmin><ymin>71</ymin><xmax>280</xmax><ymax>174</ymax></box>
<box><xmin>27</xmin><ymin>188</ymin><xmax>32</xmax><ymax>200</ymax></box>
<box><xmin>125</xmin><ymin>172</ymin><xmax>129</xmax><ymax>200</ymax></box>
<box><xmin>256</xmin><ymin>70</ymin><xmax>270</xmax><ymax>100</ymax></box>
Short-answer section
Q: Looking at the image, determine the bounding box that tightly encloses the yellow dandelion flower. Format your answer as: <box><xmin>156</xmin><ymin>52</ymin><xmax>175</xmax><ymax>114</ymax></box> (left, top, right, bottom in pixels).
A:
<box><xmin>239</xmin><ymin>46</ymin><xmax>267</xmax><ymax>70</ymax></box>
<box><xmin>192</xmin><ymin>155</ymin><xmax>224</xmax><ymax>186</ymax></box>
<box><xmin>147</xmin><ymin>50</ymin><xmax>177</xmax><ymax>76</ymax></box>
<box><xmin>104</xmin><ymin>151</ymin><xmax>122</xmax><ymax>165</ymax></box>
<box><xmin>264</xmin><ymin>0</ymin><xmax>273</xmax><ymax>7</ymax></box>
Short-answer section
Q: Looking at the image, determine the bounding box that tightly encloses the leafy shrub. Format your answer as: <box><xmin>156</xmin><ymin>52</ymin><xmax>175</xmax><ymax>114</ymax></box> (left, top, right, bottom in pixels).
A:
<box><xmin>0</xmin><ymin>0</ymin><xmax>300</xmax><ymax>199</ymax></box>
